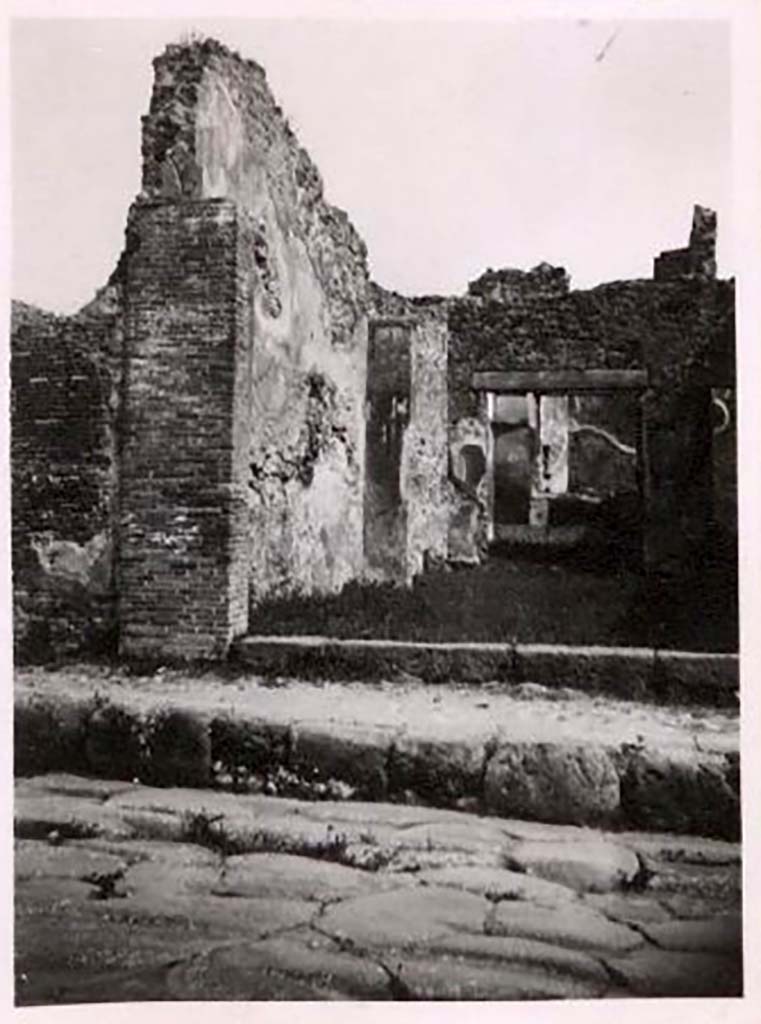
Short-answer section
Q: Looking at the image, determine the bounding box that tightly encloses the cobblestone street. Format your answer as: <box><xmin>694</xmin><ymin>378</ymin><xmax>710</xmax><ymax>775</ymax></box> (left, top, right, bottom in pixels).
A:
<box><xmin>15</xmin><ymin>773</ymin><xmax>742</xmax><ymax>1003</ymax></box>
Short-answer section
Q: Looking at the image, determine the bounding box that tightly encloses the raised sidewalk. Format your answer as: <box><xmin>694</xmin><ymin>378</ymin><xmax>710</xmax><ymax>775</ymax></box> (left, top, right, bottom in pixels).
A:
<box><xmin>15</xmin><ymin>655</ymin><xmax>740</xmax><ymax>840</ymax></box>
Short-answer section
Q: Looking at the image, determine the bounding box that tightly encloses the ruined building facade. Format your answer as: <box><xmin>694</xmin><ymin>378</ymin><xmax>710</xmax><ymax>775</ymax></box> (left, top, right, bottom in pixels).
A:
<box><xmin>11</xmin><ymin>40</ymin><xmax>736</xmax><ymax>661</ymax></box>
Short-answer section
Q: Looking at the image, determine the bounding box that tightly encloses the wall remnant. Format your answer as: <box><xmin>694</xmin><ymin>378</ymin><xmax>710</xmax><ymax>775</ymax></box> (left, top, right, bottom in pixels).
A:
<box><xmin>11</xmin><ymin>297</ymin><xmax>121</xmax><ymax>660</ymax></box>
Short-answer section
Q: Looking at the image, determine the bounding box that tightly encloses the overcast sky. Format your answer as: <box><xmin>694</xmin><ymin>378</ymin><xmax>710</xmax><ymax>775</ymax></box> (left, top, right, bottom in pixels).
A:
<box><xmin>11</xmin><ymin>15</ymin><xmax>732</xmax><ymax>314</ymax></box>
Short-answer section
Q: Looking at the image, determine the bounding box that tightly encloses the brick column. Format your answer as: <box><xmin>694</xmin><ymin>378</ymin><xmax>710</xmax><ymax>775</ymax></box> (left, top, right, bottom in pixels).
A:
<box><xmin>119</xmin><ymin>198</ymin><xmax>250</xmax><ymax>659</ymax></box>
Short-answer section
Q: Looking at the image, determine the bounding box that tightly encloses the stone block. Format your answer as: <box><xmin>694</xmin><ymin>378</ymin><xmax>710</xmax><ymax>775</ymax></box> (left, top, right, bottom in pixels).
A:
<box><xmin>209</xmin><ymin>715</ymin><xmax>292</xmax><ymax>775</ymax></box>
<box><xmin>142</xmin><ymin>708</ymin><xmax>212</xmax><ymax>788</ymax></box>
<box><xmin>514</xmin><ymin>644</ymin><xmax>655</xmax><ymax>700</ymax></box>
<box><xmin>619</xmin><ymin>751</ymin><xmax>740</xmax><ymax>840</ymax></box>
<box><xmin>292</xmin><ymin>726</ymin><xmax>391</xmax><ymax>799</ymax></box>
<box><xmin>500</xmin><ymin>836</ymin><xmax>640</xmax><ymax>894</ymax></box>
<box><xmin>14</xmin><ymin>698</ymin><xmax>90</xmax><ymax>776</ymax></box>
<box><xmin>319</xmin><ymin>885</ymin><xmax>489</xmax><ymax>947</ymax></box>
<box><xmin>388</xmin><ymin>737</ymin><xmax>485</xmax><ymax>806</ymax></box>
<box><xmin>416</xmin><ymin>865</ymin><xmax>577</xmax><ymax>906</ymax></box>
<box><xmin>653</xmin><ymin>651</ymin><xmax>739</xmax><ymax>707</ymax></box>
<box><xmin>84</xmin><ymin>702</ymin><xmax>144</xmax><ymax>781</ymax></box>
<box><xmin>484</xmin><ymin>741</ymin><xmax>621</xmax><ymax>826</ymax></box>
<box><xmin>603</xmin><ymin>947</ymin><xmax>742</xmax><ymax>997</ymax></box>
<box><xmin>638</xmin><ymin>913</ymin><xmax>742</xmax><ymax>954</ymax></box>
<box><xmin>486</xmin><ymin>901</ymin><xmax>642</xmax><ymax>953</ymax></box>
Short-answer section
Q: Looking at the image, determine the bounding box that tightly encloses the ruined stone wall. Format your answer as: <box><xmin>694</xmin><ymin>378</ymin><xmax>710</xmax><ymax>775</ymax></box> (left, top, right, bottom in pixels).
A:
<box><xmin>11</xmin><ymin>299</ymin><xmax>121</xmax><ymax>659</ymax></box>
<box><xmin>446</xmin><ymin>268</ymin><xmax>736</xmax><ymax>570</ymax></box>
<box><xmin>139</xmin><ymin>40</ymin><xmax>370</xmax><ymax>612</ymax></box>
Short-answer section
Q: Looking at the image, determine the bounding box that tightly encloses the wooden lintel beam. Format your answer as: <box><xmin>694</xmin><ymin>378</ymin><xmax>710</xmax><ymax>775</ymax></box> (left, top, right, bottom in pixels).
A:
<box><xmin>472</xmin><ymin>369</ymin><xmax>648</xmax><ymax>393</ymax></box>
<box><xmin>369</xmin><ymin>316</ymin><xmax>419</xmax><ymax>330</ymax></box>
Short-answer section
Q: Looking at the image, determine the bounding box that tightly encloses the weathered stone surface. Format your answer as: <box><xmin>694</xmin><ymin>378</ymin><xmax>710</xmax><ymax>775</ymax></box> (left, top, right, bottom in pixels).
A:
<box><xmin>609</xmin><ymin>828</ymin><xmax>741</xmax><ymax>866</ymax></box>
<box><xmin>292</xmin><ymin>726</ymin><xmax>390</xmax><ymax>800</ymax></box>
<box><xmin>14</xmin><ymin>792</ymin><xmax>135</xmax><ymax>842</ymax></box>
<box><xmin>604</xmin><ymin>947</ymin><xmax>743</xmax><ymax>998</ymax></box>
<box><xmin>487</xmin><ymin>901</ymin><xmax>643</xmax><ymax>953</ymax></box>
<box><xmin>388</xmin><ymin>737</ymin><xmax>485</xmax><ymax>806</ymax></box>
<box><xmin>515</xmin><ymin>645</ymin><xmax>654</xmax><ymax>701</ymax></box>
<box><xmin>425</xmin><ymin>932</ymin><xmax>610</xmax><ymax>985</ymax></box>
<box><xmin>395</xmin><ymin>955</ymin><xmax>606</xmax><ymax>1001</ymax></box>
<box><xmin>15</xmin><ymin>777</ymin><xmax>744</xmax><ymax>1003</ymax></box>
<box><xmin>659</xmin><ymin>893</ymin><xmax>736</xmax><ymax>920</ymax></box>
<box><xmin>638</xmin><ymin>914</ymin><xmax>742</xmax><ymax>954</ymax></box>
<box><xmin>14</xmin><ymin>839</ymin><xmax>128</xmax><ymax>882</ymax></box>
<box><xmin>16</xmin><ymin>772</ymin><xmax>137</xmax><ymax>802</ymax></box>
<box><xmin>417</xmin><ymin>866</ymin><xmax>578</xmax><ymax>906</ymax></box>
<box><xmin>484</xmin><ymin>742</ymin><xmax>620</xmax><ymax>825</ymax></box>
<box><xmin>582</xmin><ymin>892</ymin><xmax>672</xmax><ymax>926</ymax></box>
<box><xmin>319</xmin><ymin>886</ymin><xmax>489</xmax><ymax>947</ymax></box>
<box><xmin>654</xmin><ymin>651</ymin><xmax>738</xmax><ymax>704</ymax></box>
<box><xmin>14</xmin><ymin>699</ymin><xmax>91</xmax><ymax>777</ymax></box>
<box><xmin>620</xmin><ymin>752</ymin><xmax>740</xmax><ymax>839</ymax></box>
<box><xmin>123</xmin><ymin>857</ymin><xmax>222</xmax><ymax>905</ymax></box>
<box><xmin>501</xmin><ymin>837</ymin><xmax>640</xmax><ymax>894</ymax></box>
<box><xmin>169</xmin><ymin>933</ymin><xmax>389</xmax><ymax>1001</ymax></box>
<box><xmin>142</xmin><ymin>708</ymin><xmax>212</xmax><ymax>788</ymax></box>
<box><xmin>391</xmin><ymin>818</ymin><xmax>507</xmax><ymax>854</ymax></box>
<box><xmin>212</xmin><ymin>852</ymin><xmax>400</xmax><ymax>902</ymax></box>
<box><xmin>70</xmin><ymin>838</ymin><xmax>221</xmax><ymax>869</ymax></box>
<box><xmin>84</xmin><ymin>703</ymin><xmax>143</xmax><ymax>781</ymax></box>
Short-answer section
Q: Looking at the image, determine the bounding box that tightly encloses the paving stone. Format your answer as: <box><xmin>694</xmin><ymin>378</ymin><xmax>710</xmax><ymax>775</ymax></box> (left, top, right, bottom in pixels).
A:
<box><xmin>165</xmin><ymin>943</ymin><xmax>350</xmax><ymax>1000</ymax></box>
<box><xmin>395</xmin><ymin>955</ymin><xmax>607</xmax><ymax>1000</ymax></box>
<box><xmin>604</xmin><ymin>947</ymin><xmax>743</xmax><ymax>997</ymax></box>
<box><xmin>484</xmin><ymin>742</ymin><xmax>620</xmax><ymax>825</ymax></box>
<box><xmin>639</xmin><ymin>914</ymin><xmax>742</xmax><ymax>954</ymax></box>
<box><xmin>417</xmin><ymin>866</ymin><xmax>578</xmax><ymax>906</ymax></box>
<box><xmin>107</xmin><ymin>787</ymin><xmax>376</xmax><ymax>853</ymax></box>
<box><xmin>382</xmin><ymin>847</ymin><xmax>493</xmax><ymax>874</ymax></box>
<box><xmin>16</xmin><ymin>893</ymin><xmax>217</xmax><ymax>983</ymax></box>
<box><xmin>14</xmin><ymin>793</ymin><xmax>135</xmax><ymax>841</ymax></box>
<box><xmin>660</xmin><ymin>893</ymin><xmax>739</xmax><ymax>920</ymax></box>
<box><xmin>425</xmin><ymin>932</ymin><xmax>611</xmax><ymax>985</ymax></box>
<box><xmin>17</xmin><ymin>960</ymin><xmax>179</xmax><ymax>1006</ymax></box>
<box><xmin>276</xmin><ymin>798</ymin><xmax>473</xmax><ymax>830</ymax></box>
<box><xmin>501</xmin><ymin>820</ymin><xmax>597</xmax><ymax>843</ymax></box>
<box><xmin>171</xmin><ymin>932</ymin><xmax>390</xmax><ymax>1000</ymax></box>
<box><xmin>582</xmin><ymin>892</ymin><xmax>672</xmax><ymax>926</ymax></box>
<box><xmin>648</xmin><ymin>862</ymin><xmax>742</xmax><ymax>904</ymax></box>
<box><xmin>487</xmin><ymin>901</ymin><xmax>643</xmax><ymax>954</ymax></box>
<box><xmin>609</xmin><ymin>829</ymin><xmax>741</xmax><ymax>866</ymax></box>
<box><xmin>319</xmin><ymin>885</ymin><xmax>489</xmax><ymax>947</ymax></box>
<box><xmin>68</xmin><ymin>838</ymin><xmax>222</xmax><ymax>869</ymax></box>
<box><xmin>394</xmin><ymin>818</ymin><xmax>510</xmax><ymax>853</ymax></box>
<box><xmin>15</xmin><ymin>839</ymin><xmax>129</xmax><ymax>882</ymax></box>
<box><xmin>213</xmin><ymin>852</ymin><xmax>407</xmax><ymax>902</ymax></box>
<box><xmin>16</xmin><ymin>875</ymin><xmax>96</xmax><ymax>912</ymax></box>
<box><xmin>108</xmin><ymin>892</ymin><xmax>315</xmax><ymax>940</ymax></box>
<box><xmin>16</xmin><ymin>773</ymin><xmax>139</xmax><ymax>801</ymax></box>
<box><xmin>502</xmin><ymin>837</ymin><xmax>640</xmax><ymax>893</ymax></box>
<box><xmin>13</xmin><ymin>774</ymin><xmax>745</xmax><ymax>1003</ymax></box>
<box><xmin>124</xmin><ymin>857</ymin><xmax>222</xmax><ymax>904</ymax></box>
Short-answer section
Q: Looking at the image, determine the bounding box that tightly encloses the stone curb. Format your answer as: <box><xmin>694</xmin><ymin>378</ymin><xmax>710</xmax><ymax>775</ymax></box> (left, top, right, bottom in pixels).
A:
<box><xmin>233</xmin><ymin>636</ymin><xmax>739</xmax><ymax>706</ymax></box>
<box><xmin>14</xmin><ymin>689</ymin><xmax>740</xmax><ymax>841</ymax></box>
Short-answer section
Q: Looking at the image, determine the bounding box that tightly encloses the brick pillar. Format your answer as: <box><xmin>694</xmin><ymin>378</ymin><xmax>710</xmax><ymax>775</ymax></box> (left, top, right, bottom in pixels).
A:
<box><xmin>119</xmin><ymin>198</ymin><xmax>251</xmax><ymax>659</ymax></box>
